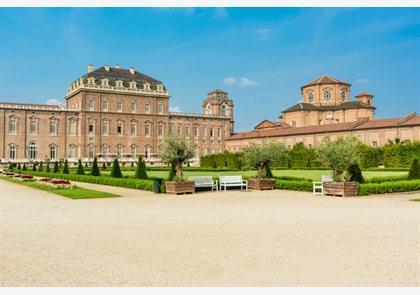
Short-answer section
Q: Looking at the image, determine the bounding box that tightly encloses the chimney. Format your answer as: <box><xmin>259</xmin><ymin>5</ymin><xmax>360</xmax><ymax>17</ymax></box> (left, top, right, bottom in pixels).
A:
<box><xmin>129</xmin><ymin>67</ymin><xmax>135</xmax><ymax>75</ymax></box>
<box><xmin>115</xmin><ymin>64</ymin><xmax>120</xmax><ymax>69</ymax></box>
<box><xmin>104</xmin><ymin>65</ymin><xmax>110</xmax><ymax>71</ymax></box>
<box><xmin>87</xmin><ymin>64</ymin><xmax>94</xmax><ymax>73</ymax></box>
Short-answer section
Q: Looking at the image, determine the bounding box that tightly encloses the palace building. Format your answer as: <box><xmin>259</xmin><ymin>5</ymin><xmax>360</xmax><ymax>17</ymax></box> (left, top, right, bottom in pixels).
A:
<box><xmin>0</xmin><ymin>68</ymin><xmax>419</xmax><ymax>166</ymax></box>
<box><xmin>226</xmin><ymin>75</ymin><xmax>419</xmax><ymax>151</ymax></box>
<box><xmin>0</xmin><ymin>65</ymin><xmax>234</xmax><ymax>165</ymax></box>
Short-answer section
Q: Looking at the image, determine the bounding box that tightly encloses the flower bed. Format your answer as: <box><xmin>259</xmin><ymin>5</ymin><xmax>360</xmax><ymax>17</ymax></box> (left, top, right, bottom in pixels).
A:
<box><xmin>39</xmin><ymin>177</ymin><xmax>74</xmax><ymax>189</ymax></box>
<box><xmin>19</xmin><ymin>175</ymin><xmax>34</xmax><ymax>181</ymax></box>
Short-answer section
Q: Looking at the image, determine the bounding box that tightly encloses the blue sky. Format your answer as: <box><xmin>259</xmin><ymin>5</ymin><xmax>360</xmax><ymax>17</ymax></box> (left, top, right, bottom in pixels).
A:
<box><xmin>0</xmin><ymin>8</ymin><xmax>419</xmax><ymax>131</ymax></box>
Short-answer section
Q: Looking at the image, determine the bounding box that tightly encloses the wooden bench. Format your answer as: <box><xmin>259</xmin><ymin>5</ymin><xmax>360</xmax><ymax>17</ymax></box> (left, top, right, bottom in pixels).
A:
<box><xmin>313</xmin><ymin>175</ymin><xmax>333</xmax><ymax>196</ymax></box>
<box><xmin>188</xmin><ymin>176</ymin><xmax>218</xmax><ymax>192</ymax></box>
<box><xmin>219</xmin><ymin>175</ymin><xmax>248</xmax><ymax>192</ymax></box>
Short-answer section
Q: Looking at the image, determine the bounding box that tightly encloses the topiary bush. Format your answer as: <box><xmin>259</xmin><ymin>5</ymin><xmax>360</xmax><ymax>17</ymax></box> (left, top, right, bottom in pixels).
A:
<box><xmin>76</xmin><ymin>159</ymin><xmax>85</xmax><ymax>175</ymax></box>
<box><xmin>22</xmin><ymin>163</ymin><xmax>27</xmax><ymax>171</ymax></box>
<box><xmin>110</xmin><ymin>159</ymin><xmax>122</xmax><ymax>178</ymax></box>
<box><xmin>53</xmin><ymin>161</ymin><xmax>59</xmax><ymax>173</ymax></box>
<box><xmin>347</xmin><ymin>163</ymin><xmax>364</xmax><ymax>183</ymax></box>
<box><xmin>62</xmin><ymin>159</ymin><xmax>70</xmax><ymax>174</ymax></box>
<box><xmin>45</xmin><ymin>162</ymin><xmax>50</xmax><ymax>173</ymax></box>
<box><xmin>91</xmin><ymin>157</ymin><xmax>101</xmax><ymax>176</ymax></box>
<box><xmin>358</xmin><ymin>180</ymin><xmax>420</xmax><ymax>195</ymax></box>
<box><xmin>134</xmin><ymin>157</ymin><xmax>148</xmax><ymax>179</ymax></box>
<box><xmin>32</xmin><ymin>163</ymin><xmax>37</xmax><ymax>171</ymax></box>
<box><xmin>38</xmin><ymin>161</ymin><xmax>43</xmax><ymax>172</ymax></box>
<box><xmin>17</xmin><ymin>163</ymin><xmax>21</xmax><ymax>170</ymax></box>
<box><xmin>408</xmin><ymin>158</ymin><xmax>420</xmax><ymax>180</ymax></box>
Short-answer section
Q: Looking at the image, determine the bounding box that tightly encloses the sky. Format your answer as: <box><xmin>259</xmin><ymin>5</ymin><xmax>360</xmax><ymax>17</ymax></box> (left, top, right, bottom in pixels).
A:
<box><xmin>0</xmin><ymin>8</ymin><xmax>419</xmax><ymax>131</ymax></box>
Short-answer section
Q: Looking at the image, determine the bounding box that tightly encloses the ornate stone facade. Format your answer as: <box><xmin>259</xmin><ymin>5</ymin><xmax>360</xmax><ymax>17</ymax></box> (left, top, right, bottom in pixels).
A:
<box><xmin>0</xmin><ymin>65</ymin><xmax>234</xmax><ymax>165</ymax></box>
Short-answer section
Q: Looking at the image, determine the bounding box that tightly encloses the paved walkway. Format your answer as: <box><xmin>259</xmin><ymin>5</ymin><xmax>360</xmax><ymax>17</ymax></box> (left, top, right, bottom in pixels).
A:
<box><xmin>1</xmin><ymin>178</ymin><xmax>419</xmax><ymax>286</ymax></box>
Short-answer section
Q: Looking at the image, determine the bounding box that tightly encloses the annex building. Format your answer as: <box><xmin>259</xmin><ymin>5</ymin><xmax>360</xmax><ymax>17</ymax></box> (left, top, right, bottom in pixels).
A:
<box><xmin>226</xmin><ymin>75</ymin><xmax>419</xmax><ymax>151</ymax></box>
<box><xmin>0</xmin><ymin>67</ymin><xmax>419</xmax><ymax>166</ymax></box>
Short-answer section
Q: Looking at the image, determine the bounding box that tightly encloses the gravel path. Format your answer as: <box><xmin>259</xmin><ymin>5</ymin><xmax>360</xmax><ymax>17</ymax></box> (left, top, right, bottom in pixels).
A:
<box><xmin>1</xmin><ymin>178</ymin><xmax>419</xmax><ymax>286</ymax></box>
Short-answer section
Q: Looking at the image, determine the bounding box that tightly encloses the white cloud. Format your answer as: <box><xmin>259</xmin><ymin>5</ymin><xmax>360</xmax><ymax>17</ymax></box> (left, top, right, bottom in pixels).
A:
<box><xmin>223</xmin><ymin>77</ymin><xmax>236</xmax><ymax>85</ymax></box>
<box><xmin>239</xmin><ymin>77</ymin><xmax>258</xmax><ymax>87</ymax></box>
<box><xmin>355</xmin><ymin>78</ymin><xmax>371</xmax><ymax>84</ymax></box>
<box><xmin>169</xmin><ymin>106</ymin><xmax>181</xmax><ymax>112</ymax></box>
<box><xmin>46</xmin><ymin>98</ymin><xmax>62</xmax><ymax>106</ymax></box>
<box><xmin>222</xmin><ymin>76</ymin><xmax>258</xmax><ymax>87</ymax></box>
<box><xmin>256</xmin><ymin>28</ymin><xmax>273</xmax><ymax>41</ymax></box>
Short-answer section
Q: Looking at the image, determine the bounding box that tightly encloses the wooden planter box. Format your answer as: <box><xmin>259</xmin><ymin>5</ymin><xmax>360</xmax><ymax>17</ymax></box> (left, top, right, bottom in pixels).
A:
<box><xmin>323</xmin><ymin>181</ymin><xmax>359</xmax><ymax>197</ymax></box>
<box><xmin>165</xmin><ymin>181</ymin><xmax>195</xmax><ymax>195</ymax></box>
<box><xmin>248</xmin><ymin>178</ymin><xmax>276</xmax><ymax>190</ymax></box>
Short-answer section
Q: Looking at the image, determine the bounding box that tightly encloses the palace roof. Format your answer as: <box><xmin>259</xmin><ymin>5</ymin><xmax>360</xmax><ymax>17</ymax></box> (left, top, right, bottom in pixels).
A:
<box><xmin>282</xmin><ymin>101</ymin><xmax>375</xmax><ymax>113</ymax></box>
<box><xmin>301</xmin><ymin>75</ymin><xmax>351</xmax><ymax>89</ymax></box>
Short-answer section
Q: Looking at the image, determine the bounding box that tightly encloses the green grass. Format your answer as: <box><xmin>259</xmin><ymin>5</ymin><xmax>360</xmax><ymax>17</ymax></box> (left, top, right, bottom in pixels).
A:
<box><xmin>2</xmin><ymin>177</ymin><xmax>120</xmax><ymax>199</ymax></box>
<box><xmin>99</xmin><ymin>169</ymin><xmax>407</xmax><ymax>181</ymax></box>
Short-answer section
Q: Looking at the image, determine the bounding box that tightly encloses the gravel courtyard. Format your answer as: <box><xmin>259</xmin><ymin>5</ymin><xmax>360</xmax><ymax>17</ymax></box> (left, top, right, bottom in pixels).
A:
<box><xmin>1</xmin><ymin>179</ymin><xmax>419</xmax><ymax>287</ymax></box>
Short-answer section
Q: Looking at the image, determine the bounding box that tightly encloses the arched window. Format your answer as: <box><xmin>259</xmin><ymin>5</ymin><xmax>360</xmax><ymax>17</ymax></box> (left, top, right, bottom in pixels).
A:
<box><xmin>220</xmin><ymin>104</ymin><xmax>228</xmax><ymax>116</ymax></box>
<box><xmin>205</xmin><ymin>104</ymin><xmax>212</xmax><ymax>115</ymax></box>
<box><xmin>8</xmin><ymin>117</ymin><xmax>17</xmax><ymax>133</ymax></box>
<box><xmin>49</xmin><ymin>145</ymin><xmax>57</xmax><ymax>159</ymax></box>
<box><xmin>144</xmin><ymin>145</ymin><xmax>152</xmax><ymax>159</ymax></box>
<box><xmin>9</xmin><ymin>144</ymin><xmax>16</xmax><ymax>159</ymax></box>
<box><xmin>28</xmin><ymin>141</ymin><xmax>38</xmax><ymax>160</ymax></box>
<box><xmin>145</xmin><ymin>122</ymin><xmax>152</xmax><ymax>137</ymax></box>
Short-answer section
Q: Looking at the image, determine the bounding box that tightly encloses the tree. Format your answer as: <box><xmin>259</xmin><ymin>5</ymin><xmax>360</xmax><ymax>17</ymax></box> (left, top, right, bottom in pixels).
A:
<box><xmin>408</xmin><ymin>158</ymin><xmax>420</xmax><ymax>180</ymax></box>
<box><xmin>135</xmin><ymin>157</ymin><xmax>148</xmax><ymax>179</ymax></box>
<box><xmin>316</xmin><ymin>135</ymin><xmax>361</xmax><ymax>182</ymax></box>
<box><xmin>110</xmin><ymin>159</ymin><xmax>122</xmax><ymax>178</ymax></box>
<box><xmin>76</xmin><ymin>159</ymin><xmax>85</xmax><ymax>175</ymax></box>
<box><xmin>159</xmin><ymin>136</ymin><xmax>193</xmax><ymax>181</ymax></box>
<box><xmin>62</xmin><ymin>159</ymin><xmax>70</xmax><ymax>174</ymax></box>
<box><xmin>168</xmin><ymin>164</ymin><xmax>176</xmax><ymax>181</ymax></box>
<box><xmin>8</xmin><ymin>162</ymin><xmax>13</xmax><ymax>170</ymax></box>
<box><xmin>102</xmin><ymin>162</ymin><xmax>107</xmax><ymax>170</ymax></box>
<box><xmin>22</xmin><ymin>163</ymin><xmax>27</xmax><ymax>171</ymax></box>
<box><xmin>290</xmin><ymin>142</ymin><xmax>313</xmax><ymax>168</ymax></box>
<box><xmin>346</xmin><ymin>163</ymin><xmax>364</xmax><ymax>183</ymax></box>
<box><xmin>38</xmin><ymin>161</ymin><xmax>43</xmax><ymax>172</ymax></box>
<box><xmin>17</xmin><ymin>163</ymin><xmax>22</xmax><ymax>170</ymax></box>
<box><xmin>53</xmin><ymin>161</ymin><xmax>59</xmax><ymax>173</ymax></box>
<box><xmin>32</xmin><ymin>163</ymin><xmax>37</xmax><ymax>171</ymax></box>
<box><xmin>91</xmin><ymin>157</ymin><xmax>101</xmax><ymax>176</ymax></box>
<box><xmin>45</xmin><ymin>162</ymin><xmax>50</xmax><ymax>173</ymax></box>
<box><xmin>243</xmin><ymin>142</ymin><xmax>288</xmax><ymax>179</ymax></box>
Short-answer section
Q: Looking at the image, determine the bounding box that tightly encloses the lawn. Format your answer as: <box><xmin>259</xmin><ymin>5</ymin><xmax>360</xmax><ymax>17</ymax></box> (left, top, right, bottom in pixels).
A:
<box><xmin>101</xmin><ymin>169</ymin><xmax>407</xmax><ymax>181</ymax></box>
<box><xmin>2</xmin><ymin>177</ymin><xmax>120</xmax><ymax>199</ymax></box>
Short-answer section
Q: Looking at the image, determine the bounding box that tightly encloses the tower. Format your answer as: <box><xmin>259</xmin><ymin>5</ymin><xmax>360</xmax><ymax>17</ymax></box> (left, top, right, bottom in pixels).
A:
<box><xmin>202</xmin><ymin>89</ymin><xmax>235</xmax><ymax>135</ymax></box>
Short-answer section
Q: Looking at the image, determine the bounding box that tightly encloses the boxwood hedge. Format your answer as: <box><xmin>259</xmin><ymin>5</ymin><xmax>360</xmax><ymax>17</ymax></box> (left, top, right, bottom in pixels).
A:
<box><xmin>358</xmin><ymin>180</ymin><xmax>420</xmax><ymax>196</ymax></box>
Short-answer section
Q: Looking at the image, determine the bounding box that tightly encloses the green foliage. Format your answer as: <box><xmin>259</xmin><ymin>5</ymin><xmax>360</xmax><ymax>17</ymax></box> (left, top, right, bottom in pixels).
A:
<box><xmin>22</xmin><ymin>163</ymin><xmax>27</xmax><ymax>171</ymax></box>
<box><xmin>91</xmin><ymin>157</ymin><xmax>101</xmax><ymax>176</ymax></box>
<box><xmin>365</xmin><ymin>175</ymin><xmax>408</xmax><ymax>183</ymax></box>
<box><xmin>200</xmin><ymin>151</ymin><xmax>243</xmax><ymax>169</ymax></box>
<box><xmin>358</xmin><ymin>143</ymin><xmax>383</xmax><ymax>168</ymax></box>
<box><xmin>287</xmin><ymin>158</ymin><xmax>292</xmax><ymax>169</ymax></box>
<box><xmin>17</xmin><ymin>163</ymin><xmax>22</xmax><ymax>170</ymax></box>
<box><xmin>243</xmin><ymin>142</ymin><xmax>288</xmax><ymax>179</ymax></box>
<box><xmin>358</xmin><ymin>180</ymin><xmax>420</xmax><ymax>195</ymax></box>
<box><xmin>346</xmin><ymin>163</ymin><xmax>364</xmax><ymax>183</ymax></box>
<box><xmin>102</xmin><ymin>162</ymin><xmax>107</xmax><ymax>170</ymax></box>
<box><xmin>76</xmin><ymin>159</ymin><xmax>85</xmax><ymax>175</ymax></box>
<box><xmin>408</xmin><ymin>158</ymin><xmax>420</xmax><ymax>180</ymax></box>
<box><xmin>383</xmin><ymin>141</ymin><xmax>420</xmax><ymax>167</ymax></box>
<box><xmin>134</xmin><ymin>157</ymin><xmax>148</xmax><ymax>179</ymax></box>
<box><xmin>32</xmin><ymin>163</ymin><xmax>37</xmax><ymax>171</ymax></box>
<box><xmin>110</xmin><ymin>159</ymin><xmax>122</xmax><ymax>178</ymax></box>
<box><xmin>53</xmin><ymin>161</ymin><xmax>59</xmax><ymax>173</ymax></box>
<box><xmin>167</xmin><ymin>164</ymin><xmax>176</xmax><ymax>181</ymax></box>
<box><xmin>316</xmin><ymin>135</ymin><xmax>361</xmax><ymax>181</ymax></box>
<box><xmin>45</xmin><ymin>162</ymin><xmax>49</xmax><ymax>173</ymax></box>
<box><xmin>8</xmin><ymin>163</ymin><xmax>13</xmax><ymax>170</ymax></box>
<box><xmin>38</xmin><ymin>161</ymin><xmax>43</xmax><ymax>172</ymax></box>
<box><xmin>275</xmin><ymin>179</ymin><xmax>313</xmax><ymax>191</ymax></box>
<box><xmin>62</xmin><ymin>159</ymin><xmax>70</xmax><ymax>174</ymax></box>
<box><xmin>160</xmin><ymin>136</ymin><xmax>193</xmax><ymax>181</ymax></box>
<box><xmin>264</xmin><ymin>164</ymin><xmax>273</xmax><ymax>178</ymax></box>
<box><xmin>289</xmin><ymin>142</ymin><xmax>315</xmax><ymax>168</ymax></box>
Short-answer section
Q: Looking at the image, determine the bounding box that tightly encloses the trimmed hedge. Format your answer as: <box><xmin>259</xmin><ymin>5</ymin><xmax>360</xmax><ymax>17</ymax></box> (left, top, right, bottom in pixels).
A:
<box><xmin>358</xmin><ymin>180</ymin><xmax>420</xmax><ymax>196</ymax></box>
<box><xmin>275</xmin><ymin>180</ymin><xmax>313</xmax><ymax>191</ymax></box>
<box><xmin>365</xmin><ymin>175</ymin><xmax>408</xmax><ymax>183</ymax></box>
<box><xmin>16</xmin><ymin>170</ymin><xmax>154</xmax><ymax>191</ymax></box>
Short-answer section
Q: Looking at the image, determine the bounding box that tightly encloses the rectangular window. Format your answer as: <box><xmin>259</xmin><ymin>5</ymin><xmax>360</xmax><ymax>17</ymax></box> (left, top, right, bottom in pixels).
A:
<box><xmin>117</xmin><ymin>101</ymin><xmax>123</xmax><ymax>112</ymax></box>
<box><xmin>194</xmin><ymin>127</ymin><xmax>198</xmax><ymax>137</ymax></box>
<box><xmin>88</xmin><ymin>99</ymin><xmax>94</xmax><ymax>110</ymax></box>
<box><xmin>158</xmin><ymin>103</ymin><xmax>163</xmax><ymax>114</ymax></box>
<box><xmin>158</xmin><ymin>124</ymin><xmax>164</xmax><ymax>137</ymax></box>
<box><xmin>9</xmin><ymin>145</ymin><xmax>16</xmax><ymax>159</ymax></box>
<box><xmin>145</xmin><ymin>124</ymin><xmax>151</xmax><ymax>136</ymax></box>
<box><xmin>131</xmin><ymin>101</ymin><xmax>136</xmax><ymax>113</ymax></box>
<box><xmin>145</xmin><ymin>103</ymin><xmax>150</xmax><ymax>113</ymax></box>
<box><xmin>131</xmin><ymin>145</ymin><xmax>136</xmax><ymax>158</ymax></box>
<box><xmin>217</xmin><ymin>128</ymin><xmax>222</xmax><ymax>138</ymax></box>
<box><xmin>88</xmin><ymin>146</ymin><xmax>94</xmax><ymax>158</ymax></box>
<box><xmin>202</xmin><ymin>127</ymin><xmax>207</xmax><ymax>138</ymax></box>
<box><xmin>69</xmin><ymin>146</ymin><xmax>76</xmax><ymax>158</ymax></box>
<box><xmin>131</xmin><ymin>122</ymin><xmax>137</xmax><ymax>136</ymax></box>
<box><xmin>177</xmin><ymin>126</ymin><xmax>182</xmax><ymax>136</ymax></box>
<box><xmin>210</xmin><ymin>128</ymin><xmax>214</xmax><ymax>138</ymax></box>
<box><xmin>117</xmin><ymin>146</ymin><xmax>123</xmax><ymax>158</ymax></box>
<box><xmin>69</xmin><ymin>121</ymin><xmax>76</xmax><ymax>134</ymax></box>
<box><xmin>88</xmin><ymin>123</ymin><xmax>94</xmax><ymax>133</ymax></box>
<box><xmin>30</xmin><ymin>120</ymin><xmax>37</xmax><ymax>133</ymax></box>
<box><xmin>372</xmin><ymin>141</ymin><xmax>378</xmax><ymax>147</ymax></box>
<box><xmin>49</xmin><ymin>121</ymin><xmax>57</xmax><ymax>134</ymax></box>
<box><xmin>169</xmin><ymin>124</ymin><xmax>173</xmax><ymax>134</ymax></box>
<box><xmin>117</xmin><ymin>123</ymin><xmax>123</xmax><ymax>135</ymax></box>
<box><xmin>8</xmin><ymin>119</ymin><xmax>17</xmax><ymax>133</ymax></box>
<box><xmin>50</xmin><ymin>146</ymin><xmax>56</xmax><ymax>159</ymax></box>
<box><xmin>102</xmin><ymin>100</ymin><xmax>108</xmax><ymax>111</ymax></box>
<box><xmin>102</xmin><ymin>121</ymin><xmax>109</xmax><ymax>135</ymax></box>
<box><xmin>185</xmin><ymin>126</ymin><xmax>190</xmax><ymax>137</ymax></box>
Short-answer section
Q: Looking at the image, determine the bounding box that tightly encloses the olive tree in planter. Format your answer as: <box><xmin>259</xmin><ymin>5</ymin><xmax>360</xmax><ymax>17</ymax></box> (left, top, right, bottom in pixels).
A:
<box><xmin>243</xmin><ymin>142</ymin><xmax>287</xmax><ymax>190</ymax></box>
<box><xmin>315</xmin><ymin>135</ymin><xmax>361</xmax><ymax>197</ymax></box>
<box><xmin>159</xmin><ymin>136</ymin><xmax>194</xmax><ymax>194</ymax></box>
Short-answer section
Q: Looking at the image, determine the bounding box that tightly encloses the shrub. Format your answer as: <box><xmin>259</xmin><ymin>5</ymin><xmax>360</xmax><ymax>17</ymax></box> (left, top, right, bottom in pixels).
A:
<box><xmin>383</xmin><ymin>141</ymin><xmax>420</xmax><ymax>167</ymax></box>
<box><xmin>110</xmin><ymin>159</ymin><xmax>123</xmax><ymax>178</ymax></box>
<box><xmin>289</xmin><ymin>142</ymin><xmax>315</xmax><ymax>168</ymax></box>
<box><xmin>365</xmin><ymin>175</ymin><xmax>408</xmax><ymax>183</ymax></box>
<box><xmin>91</xmin><ymin>157</ymin><xmax>101</xmax><ymax>176</ymax></box>
<box><xmin>167</xmin><ymin>164</ymin><xmax>176</xmax><ymax>181</ymax></box>
<box><xmin>8</xmin><ymin>163</ymin><xmax>13</xmax><ymax>170</ymax></box>
<box><xmin>102</xmin><ymin>162</ymin><xmax>107</xmax><ymax>170</ymax></box>
<box><xmin>159</xmin><ymin>136</ymin><xmax>193</xmax><ymax>181</ymax></box>
<box><xmin>243</xmin><ymin>142</ymin><xmax>288</xmax><ymax>179</ymax></box>
<box><xmin>135</xmin><ymin>157</ymin><xmax>148</xmax><ymax>179</ymax></box>
<box><xmin>53</xmin><ymin>161</ymin><xmax>59</xmax><ymax>173</ymax></box>
<box><xmin>347</xmin><ymin>163</ymin><xmax>364</xmax><ymax>183</ymax></box>
<box><xmin>17</xmin><ymin>163</ymin><xmax>22</xmax><ymax>170</ymax></box>
<box><xmin>45</xmin><ymin>162</ymin><xmax>50</xmax><ymax>173</ymax></box>
<box><xmin>264</xmin><ymin>164</ymin><xmax>273</xmax><ymax>178</ymax></box>
<box><xmin>408</xmin><ymin>158</ymin><xmax>420</xmax><ymax>180</ymax></box>
<box><xmin>358</xmin><ymin>180</ymin><xmax>420</xmax><ymax>196</ymax></box>
<box><xmin>38</xmin><ymin>161</ymin><xmax>43</xmax><ymax>172</ymax></box>
<box><xmin>62</xmin><ymin>159</ymin><xmax>70</xmax><ymax>174</ymax></box>
<box><xmin>76</xmin><ymin>159</ymin><xmax>85</xmax><ymax>175</ymax></box>
<box><xmin>22</xmin><ymin>163</ymin><xmax>27</xmax><ymax>171</ymax></box>
<box><xmin>316</xmin><ymin>135</ymin><xmax>361</xmax><ymax>181</ymax></box>
<box><xmin>275</xmin><ymin>180</ymin><xmax>313</xmax><ymax>191</ymax></box>
<box><xmin>358</xmin><ymin>143</ymin><xmax>383</xmax><ymax>168</ymax></box>
<box><xmin>32</xmin><ymin>163</ymin><xmax>37</xmax><ymax>171</ymax></box>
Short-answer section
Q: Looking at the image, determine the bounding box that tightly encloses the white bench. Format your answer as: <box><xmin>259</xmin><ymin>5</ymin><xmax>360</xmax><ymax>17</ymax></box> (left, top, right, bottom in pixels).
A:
<box><xmin>188</xmin><ymin>176</ymin><xmax>218</xmax><ymax>191</ymax></box>
<box><xmin>219</xmin><ymin>175</ymin><xmax>248</xmax><ymax>192</ymax></box>
<box><xmin>313</xmin><ymin>175</ymin><xmax>333</xmax><ymax>196</ymax></box>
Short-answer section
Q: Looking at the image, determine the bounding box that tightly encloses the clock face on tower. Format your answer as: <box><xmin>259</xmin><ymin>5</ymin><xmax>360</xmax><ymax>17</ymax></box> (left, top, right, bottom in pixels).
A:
<box><xmin>308</xmin><ymin>93</ymin><xmax>313</xmax><ymax>103</ymax></box>
<box><xmin>323</xmin><ymin>91</ymin><xmax>332</xmax><ymax>101</ymax></box>
<box><xmin>341</xmin><ymin>90</ymin><xmax>346</xmax><ymax>102</ymax></box>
